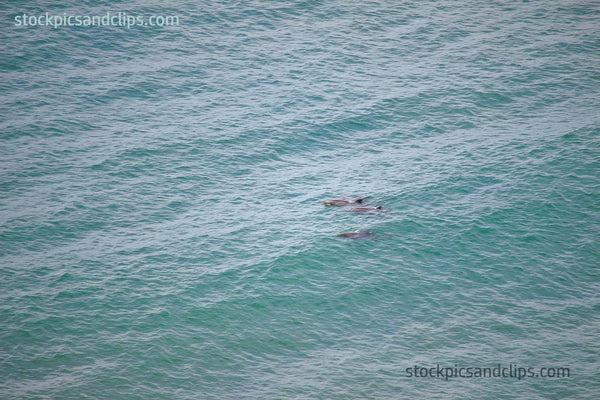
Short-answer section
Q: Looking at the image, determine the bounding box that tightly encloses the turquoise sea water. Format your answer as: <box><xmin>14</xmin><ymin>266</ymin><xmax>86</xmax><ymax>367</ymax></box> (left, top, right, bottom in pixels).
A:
<box><xmin>2</xmin><ymin>1</ymin><xmax>599</xmax><ymax>398</ymax></box>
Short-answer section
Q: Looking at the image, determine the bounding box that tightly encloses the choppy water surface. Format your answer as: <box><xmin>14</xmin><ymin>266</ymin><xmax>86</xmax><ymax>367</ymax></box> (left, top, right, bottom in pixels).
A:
<box><xmin>2</xmin><ymin>1</ymin><xmax>599</xmax><ymax>399</ymax></box>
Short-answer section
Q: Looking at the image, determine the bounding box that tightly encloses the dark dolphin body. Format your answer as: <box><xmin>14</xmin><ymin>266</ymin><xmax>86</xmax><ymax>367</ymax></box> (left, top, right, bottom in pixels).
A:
<box><xmin>336</xmin><ymin>230</ymin><xmax>373</xmax><ymax>239</ymax></box>
<box><xmin>324</xmin><ymin>197</ymin><xmax>365</xmax><ymax>207</ymax></box>
<box><xmin>348</xmin><ymin>206</ymin><xmax>383</xmax><ymax>214</ymax></box>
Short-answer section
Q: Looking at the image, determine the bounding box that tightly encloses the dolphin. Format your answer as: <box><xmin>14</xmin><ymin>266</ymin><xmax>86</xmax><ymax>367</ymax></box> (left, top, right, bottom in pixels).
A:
<box><xmin>336</xmin><ymin>230</ymin><xmax>373</xmax><ymax>239</ymax></box>
<box><xmin>348</xmin><ymin>206</ymin><xmax>383</xmax><ymax>213</ymax></box>
<box><xmin>324</xmin><ymin>197</ymin><xmax>366</xmax><ymax>207</ymax></box>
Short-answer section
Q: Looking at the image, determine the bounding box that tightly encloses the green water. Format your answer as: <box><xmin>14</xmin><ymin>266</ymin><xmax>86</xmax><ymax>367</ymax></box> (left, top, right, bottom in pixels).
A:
<box><xmin>1</xmin><ymin>1</ymin><xmax>599</xmax><ymax>398</ymax></box>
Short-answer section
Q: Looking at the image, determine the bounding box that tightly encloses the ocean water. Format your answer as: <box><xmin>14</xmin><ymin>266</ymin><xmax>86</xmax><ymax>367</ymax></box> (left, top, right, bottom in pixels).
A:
<box><xmin>1</xmin><ymin>0</ymin><xmax>599</xmax><ymax>398</ymax></box>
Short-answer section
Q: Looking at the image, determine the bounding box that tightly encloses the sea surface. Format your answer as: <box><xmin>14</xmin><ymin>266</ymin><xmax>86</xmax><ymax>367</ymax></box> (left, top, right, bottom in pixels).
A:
<box><xmin>1</xmin><ymin>1</ymin><xmax>599</xmax><ymax>399</ymax></box>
